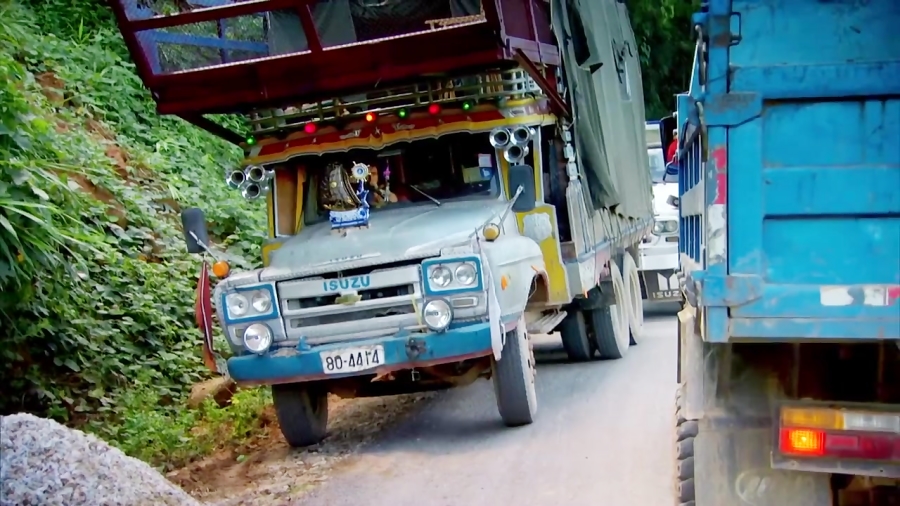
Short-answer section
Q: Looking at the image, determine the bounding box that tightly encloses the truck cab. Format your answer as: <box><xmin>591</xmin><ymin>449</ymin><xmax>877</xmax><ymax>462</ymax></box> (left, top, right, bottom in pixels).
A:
<box><xmin>110</xmin><ymin>0</ymin><xmax>653</xmax><ymax>446</ymax></box>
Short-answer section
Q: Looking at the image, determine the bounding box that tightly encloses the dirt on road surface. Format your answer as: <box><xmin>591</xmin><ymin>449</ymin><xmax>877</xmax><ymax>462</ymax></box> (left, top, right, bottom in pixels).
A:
<box><xmin>168</xmin><ymin>393</ymin><xmax>434</xmax><ymax>505</ymax></box>
<box><xmin>169</xmin><ymin>310</ymin><xmax>678</xmax><ymax>506</ymax></box>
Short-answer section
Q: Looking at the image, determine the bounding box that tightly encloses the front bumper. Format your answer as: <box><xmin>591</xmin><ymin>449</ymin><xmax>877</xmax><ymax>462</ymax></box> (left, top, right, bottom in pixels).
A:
<box><xmin>226</xmin><ymin>321</ymin><xmax>494</xmax><ymax>386</ymax></box>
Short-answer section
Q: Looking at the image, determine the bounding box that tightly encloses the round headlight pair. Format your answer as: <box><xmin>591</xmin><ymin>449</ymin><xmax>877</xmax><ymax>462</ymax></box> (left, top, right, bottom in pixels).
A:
<box><xmin>652</xmin><ymin>220</ymin><xmax>678</xmax><ymax>235</ymax></box>
<box><xmin>429</xmin><ymin>263</ymin><xmax>477</xmax><ymax>288</ymax></box>
<box><xmin>243</xmin><ymin>323</ymin><xmax>272</xmax><ymax>354</ymax></box>
<box><xmin>225</xmin><ymin>291</ymin><xmax>272</xmax><ymax>318</ymax></box>
<box><xmin>423</xmin><ymin>299</ymin><xmax>452</xmax><ymax>331</ymax></box>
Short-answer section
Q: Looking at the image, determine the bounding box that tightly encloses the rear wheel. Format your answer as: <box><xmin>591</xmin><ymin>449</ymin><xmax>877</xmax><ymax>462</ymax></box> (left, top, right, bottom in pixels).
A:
<box><xmin>559</xmin><ymin>309</ymin><xmax>594</xmax><ymax>361</ymax></box>
<box><xmin>492</xmin><ymin>317</ymin><xmax>538</xmax><ymax>426</ymax></box>
<box><xmin>622</xmin><ymin>252</ymin><xmax>644</xmax><ymax>345</ymax></box>
<box><xmin>272</xmin><ymin>382</ymin><xmax>329</xmax><ymax>447</ymax></box>
<box><xmin>590</xmin><ymin>259</ymin><xmax>630</xmax><ymax>359</ymax></box>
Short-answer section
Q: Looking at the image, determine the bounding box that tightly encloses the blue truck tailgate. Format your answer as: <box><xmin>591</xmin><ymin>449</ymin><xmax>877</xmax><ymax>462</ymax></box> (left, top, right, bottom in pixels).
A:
<box><xmin>678</xmin><ymin>0</ymin><xmax>900</xmax><ymax>342</ymax></box>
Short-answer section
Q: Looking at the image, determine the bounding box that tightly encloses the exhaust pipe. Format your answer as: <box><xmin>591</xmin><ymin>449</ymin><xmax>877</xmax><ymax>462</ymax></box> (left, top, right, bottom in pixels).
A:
<box><xmin>503</xmin><ymin>144</ymin><xmax>530</xmax><ymax>164</ymax></box>
<box><xmin>245</xmin><ymin>165</ymin><xmax>266</xmax><ymax>183</ymax></box>
<box><xmin>489</xmin><ymin>127</ymin><xmax>511</xmax><ymax>149</ymax></box>
<box><xmin>242</xmin><ymin>182</ymin><xmax>263</xmax><ymax>200</ymax></box>
<box><xmin>511</xmin><ymin>125</ymin><xmax>532</xmax><ymax>145</ymax></box>
<box><xmin>227</xmin><ymin>170</ymin><xmax>246</xmax><ymax>189</ymax></box>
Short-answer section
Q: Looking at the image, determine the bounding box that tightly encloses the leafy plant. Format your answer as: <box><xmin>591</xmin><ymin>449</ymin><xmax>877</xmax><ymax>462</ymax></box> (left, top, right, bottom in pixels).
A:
<box><xmin>0</xmin><ymin>0</ymin><xmax>266</xmax><ymax>464</ymax></box>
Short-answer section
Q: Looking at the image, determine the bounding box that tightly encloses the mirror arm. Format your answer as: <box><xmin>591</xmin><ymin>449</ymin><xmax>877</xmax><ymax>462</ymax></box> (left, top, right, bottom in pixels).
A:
<box><xmin>189</xmin><ymin>231</ymin><xmax>222</xmax><ymax>262</ymax></box>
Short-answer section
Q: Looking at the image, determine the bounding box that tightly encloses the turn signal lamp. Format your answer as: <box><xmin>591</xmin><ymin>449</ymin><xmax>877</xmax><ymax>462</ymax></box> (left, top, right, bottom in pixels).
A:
<box><xmin>483</xmin><ymin>223</ymin><xmax>500</xmax><ymax>241</ymax></box>
<box><xmin>365</xmin><ymin>112</ymin><xmax>377</xmax><ymax>122</ymax></box>
<box><xmin>779</xmin><ymin>428</ymin><xmax>825</xmax><ymax>456</ymax></box>
<box><xmin>212</xmin><ymin>260</ymin><xmax>230</xmax><ymax>278</ymax></box>
<box><xmin>303</xmin><ymin>122</ymin><xmax>317</xmax><ymax>134</ymax></box>
<box><xmin>777</xmin><ymin>404</ymin><xmax>900</xmax><ymax>461</ymax></box>
<box><xmin>428</xmin><ymin>103</ymin><xmax>442</xmax><ymax>115</ymax></box>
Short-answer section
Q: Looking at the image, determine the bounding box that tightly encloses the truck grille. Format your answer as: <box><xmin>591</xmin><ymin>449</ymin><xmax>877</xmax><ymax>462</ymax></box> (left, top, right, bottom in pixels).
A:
<box><xmin>276</xmin><ymin>264</ymin><xmax>424</xmax><ymax>345</ymax></box>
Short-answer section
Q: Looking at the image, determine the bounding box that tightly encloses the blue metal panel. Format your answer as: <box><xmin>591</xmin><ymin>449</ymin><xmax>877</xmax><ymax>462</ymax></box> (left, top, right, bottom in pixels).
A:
<box><xmin>227</xmin><ymin>321</ymin><xmax>494</xmax><ymax>384</ymax></box>
<box><xmin>679</xmin><ymin>0</ymin><xmax>900</xmax><ymax>342</ymax></box>
<box><xmin>148</xmin><ymin>32</ymin><xmax>269</xmax><ymax>53</ymax></box>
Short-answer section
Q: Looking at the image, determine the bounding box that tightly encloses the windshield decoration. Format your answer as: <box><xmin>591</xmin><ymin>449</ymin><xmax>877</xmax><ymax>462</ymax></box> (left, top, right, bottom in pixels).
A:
<box><xmin>320</xmin><ymin>162</ymin><xmax>371</xmax><ymax>231</ymax></box>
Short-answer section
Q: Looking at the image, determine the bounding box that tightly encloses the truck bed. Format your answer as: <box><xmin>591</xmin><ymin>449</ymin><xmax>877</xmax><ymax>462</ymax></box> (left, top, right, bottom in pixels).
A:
<box><xmin>678</xmin><ymin>0</ymin><xmax>900</xmax><ymax>342</ymax></box>
<box><xmin>108</xmin><ymin>0</ymin><xmax>557</xmax><ymax>118</ymax></box>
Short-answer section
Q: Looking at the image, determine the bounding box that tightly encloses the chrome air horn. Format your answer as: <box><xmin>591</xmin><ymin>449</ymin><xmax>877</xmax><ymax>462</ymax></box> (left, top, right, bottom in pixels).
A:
<box><xmin>489</xmin><ymin>127</ymin><xmax>511</xmax><ymax>149</ymax></box>
<box><xmin>510</xmin><ymin>125</ymin><xmax>533</xmax><ymax>145</ymax></box>
<box><xmin>245</xmin><ymin>165</ymin><xmax>267</xmax><ymax>183</ymax></box>
<box><xmin>226</xmin><ymin>169</ymin><xmax>246</xmax><ymax>189</ymax></box>
<box><xmin>503</xmin><ymin>144</ymin><xmax>530</xmax><ymax>164</ymax></box>
<box><xmin>241</xmin><ymin>182</ymin><xmax>263</xmax><ymax>200</ymax></box>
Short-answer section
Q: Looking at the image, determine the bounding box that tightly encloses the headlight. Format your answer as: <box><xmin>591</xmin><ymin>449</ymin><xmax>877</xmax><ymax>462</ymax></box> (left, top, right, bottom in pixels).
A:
<box><xmin>223</xmin><ymin>285</ymin><xmax>277</xmax><ymax>321</ymax></box>
<box><xmin>423</xmin><ymin>299</ymin><xmax>452</xmax><ymax>331</ymax></box>
<box><xmin>429</xmin><ymin>266</ymin><xmax>453</xmax><ymax>287</ymax></box>
<box><xmin>455</xmin><ymin>263</ymin><xmax>477</xmax><ymax>286</ymax></box>
<box><xmin>653</xmin><ymin>220</ymin><xmax>678</xmax><ymax>235</ymax></box>
<box><xmin>251</xmin><ymin>291</ymin><xmax>272</xmax><ymax>312</ymax></box>
<box><xmin>243</xmin><ymin>323</ymin><xmax>272</xmax><ymax>354</ymax></box>
<box><xmin>226</xmin><ymin>293</ymin><xmax>250</xmax><ymax>317</ymax></box>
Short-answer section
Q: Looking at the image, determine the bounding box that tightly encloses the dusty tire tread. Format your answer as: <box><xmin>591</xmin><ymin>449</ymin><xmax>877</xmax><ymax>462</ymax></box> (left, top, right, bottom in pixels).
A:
<box><xmin>674</xmin><ymin>385</ymin><xmax>696</xmax><ymax>504</ymax></box>
<box><xmin>559</xmin><ymin>310</ymin><xmax>594</xmax><ymax>362</ymax></box>
<box><xmin>590</xmin><ymin>306</ymin><xmax>625</xmax><ymax>359</ymax></box>
<box><xmin>494</xmin><ymin>327</ymin><xmax>537</xmax><ymax>426</ymax></box>
<box><xmin>272</xmin><ymin>383</ymin><xmax>329</xmax><ymax>448</ymax></box>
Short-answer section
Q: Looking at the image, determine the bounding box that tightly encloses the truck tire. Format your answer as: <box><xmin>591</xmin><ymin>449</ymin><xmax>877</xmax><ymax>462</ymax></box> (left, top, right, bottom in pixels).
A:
<box><xmin>492</xmin><ymin>317</ymin><xmax>538</xmax><ymax>426</ymax></box>
<box><xmin>589</xmin><ymin>259</ymin><xmax>630</xmax><ymax>359</ymax></box>
<box><xmin>272</xmin><ymin>382</ymin><xmax>329</xmax><ymax>447</ymax></box>
<box><xmin>622</xmin><ymin>252</ymin><xmax>644</xmax><ymax>345</ymax></box>
<box><xmin>558</xmin><ymin>309</ymin><xmax>594</xmax><ymax>361</ymax></box>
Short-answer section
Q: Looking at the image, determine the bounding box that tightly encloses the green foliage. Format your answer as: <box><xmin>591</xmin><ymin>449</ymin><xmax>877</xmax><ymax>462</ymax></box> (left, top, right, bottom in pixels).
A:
<box><xmin>627</xmin><ymin>0</ymin><xmax>700</xmax><ymax>119</ymax></box>
<box><xmin>0</xmin><ymin>0</ymin><xmax>266</xmax><ymax>462</ymax></box>
<box><xmin>91</xmin><ymin>385</ymin><xmax>273</xmax><ymax>471</ymax></box>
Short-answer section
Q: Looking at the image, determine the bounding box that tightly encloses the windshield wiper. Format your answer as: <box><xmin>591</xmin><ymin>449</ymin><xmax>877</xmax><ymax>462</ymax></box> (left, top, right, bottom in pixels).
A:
<box><xmin>410</xmin><ymin>185</ymin><xmax>441</xmax><ymax>206</ymax></box>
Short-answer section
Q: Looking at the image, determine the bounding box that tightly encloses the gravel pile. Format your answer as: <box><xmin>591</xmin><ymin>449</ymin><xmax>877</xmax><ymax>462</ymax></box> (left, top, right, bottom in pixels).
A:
<box><xmin>0</xmin><ymin>413</ymin><xmax>200</xmax><ymax>506</ymax></box>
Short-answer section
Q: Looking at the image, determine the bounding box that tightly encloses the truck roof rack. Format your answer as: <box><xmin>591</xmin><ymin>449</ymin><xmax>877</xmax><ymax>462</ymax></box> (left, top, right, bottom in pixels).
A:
<box><xmin>247</xmin><ymin>67</ymin><xmax>543</xmax><ymax>137</ymax></box>
<box><xmin>108</xmin><ymin>0</ymin><xmax>559</xmax><ymax>140</ymax></box>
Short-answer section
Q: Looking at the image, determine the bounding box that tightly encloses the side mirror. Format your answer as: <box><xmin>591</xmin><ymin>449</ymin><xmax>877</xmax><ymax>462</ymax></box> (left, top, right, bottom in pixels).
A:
<box><xmin>666</xmin><ymin>195</ymin><xmax>679</xmax><ymax>208</ymax></box>
<box><xmin>181</xmin><ymin>207</ymin><xmax>210</xmax><ymax>254</ymax></box>
<box><xmin>663</xmin><ymin>162</ymin><xmax>679</xmax><ymax>184</ymax></box>
<box><xmin>508</xmin><ymin>164</ymin><xmax>536</xmax><ymax>213</ymax></box>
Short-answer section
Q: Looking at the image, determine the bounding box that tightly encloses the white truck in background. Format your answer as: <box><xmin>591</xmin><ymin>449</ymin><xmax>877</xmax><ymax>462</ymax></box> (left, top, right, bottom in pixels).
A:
<box><xmin>638</xmin><ymin>121</ymin><xmax>680</xmax><ymax>304</ymax></box>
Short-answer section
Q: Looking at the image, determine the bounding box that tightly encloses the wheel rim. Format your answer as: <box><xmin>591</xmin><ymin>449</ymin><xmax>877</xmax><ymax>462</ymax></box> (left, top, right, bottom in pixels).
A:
<box><xmin>624</xmin><ymin>255</ymin><xmax>643</xmax><ymax>339</ymax></box>
<box><xmin>609</xmin><ymin>260</ymin><xmax>630</xmax><ymax>350</ymax></box>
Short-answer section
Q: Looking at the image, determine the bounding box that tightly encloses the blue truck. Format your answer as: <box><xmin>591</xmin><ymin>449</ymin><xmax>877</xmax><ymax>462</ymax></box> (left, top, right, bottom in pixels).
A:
<box><xmin>662</xmin><ymin>1</ymin><xmax>900</xmax><ymax>504</ymax></box>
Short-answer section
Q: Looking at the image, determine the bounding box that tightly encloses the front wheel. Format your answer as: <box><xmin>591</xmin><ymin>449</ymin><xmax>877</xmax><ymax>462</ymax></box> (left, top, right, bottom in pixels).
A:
<box><xmin>492</xmin><ymin>317</ymin><xmax>538</xmax><ymax>426</ymax></box>
<box><xmin>272</xmin><ymin>382</ymin><xmax>329</xmax><ymax>447</ymax></box>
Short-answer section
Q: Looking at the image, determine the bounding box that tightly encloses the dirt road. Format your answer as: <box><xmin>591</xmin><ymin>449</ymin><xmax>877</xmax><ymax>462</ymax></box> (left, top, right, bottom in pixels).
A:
<box><xmin>175</xmin><ymin>308</ymin><xmax>678</xmax><ymax>506</ymax></box>
<box><xmin>298</xmin><ymin>310</ymin><xmax>678</xmax><ymax>506</ymax></box>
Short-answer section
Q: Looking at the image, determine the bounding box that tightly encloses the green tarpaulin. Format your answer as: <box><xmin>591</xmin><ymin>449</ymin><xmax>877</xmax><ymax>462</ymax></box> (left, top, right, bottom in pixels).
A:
<box><xmin>550</xmin><ymin>0</ymin><xmax>653</xmax><ymax>219</ymax></box>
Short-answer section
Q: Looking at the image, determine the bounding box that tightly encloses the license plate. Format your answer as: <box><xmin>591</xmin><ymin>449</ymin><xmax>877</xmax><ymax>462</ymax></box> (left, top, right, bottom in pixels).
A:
<box><xmin>320</xmin><ymin>345</ymin><xmax>384</xmax><ymax>375</ymax></box>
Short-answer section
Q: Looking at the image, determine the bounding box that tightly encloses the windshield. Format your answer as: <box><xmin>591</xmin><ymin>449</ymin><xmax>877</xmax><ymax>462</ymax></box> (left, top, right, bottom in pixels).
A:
<box><xmin>304</xmin><ymin>132</ymin><xmax>501</xmax><ymax>224</ymax></box>
<box><xmin>648</xmin><ymin>147</ymin><xmax>666</xmax><ymax>184</ymax></box>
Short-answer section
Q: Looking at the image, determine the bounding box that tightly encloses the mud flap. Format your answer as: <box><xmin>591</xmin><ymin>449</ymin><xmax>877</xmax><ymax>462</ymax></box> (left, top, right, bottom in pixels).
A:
<box><xmin>691</xmin><ymin>421</ymin><xmax>832</xmax><ymax>506</ymax></box>
<box><xmin>677</xmin><ymin>302</ymin><xmax>832</xmax><ymax>506</ymax></box>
